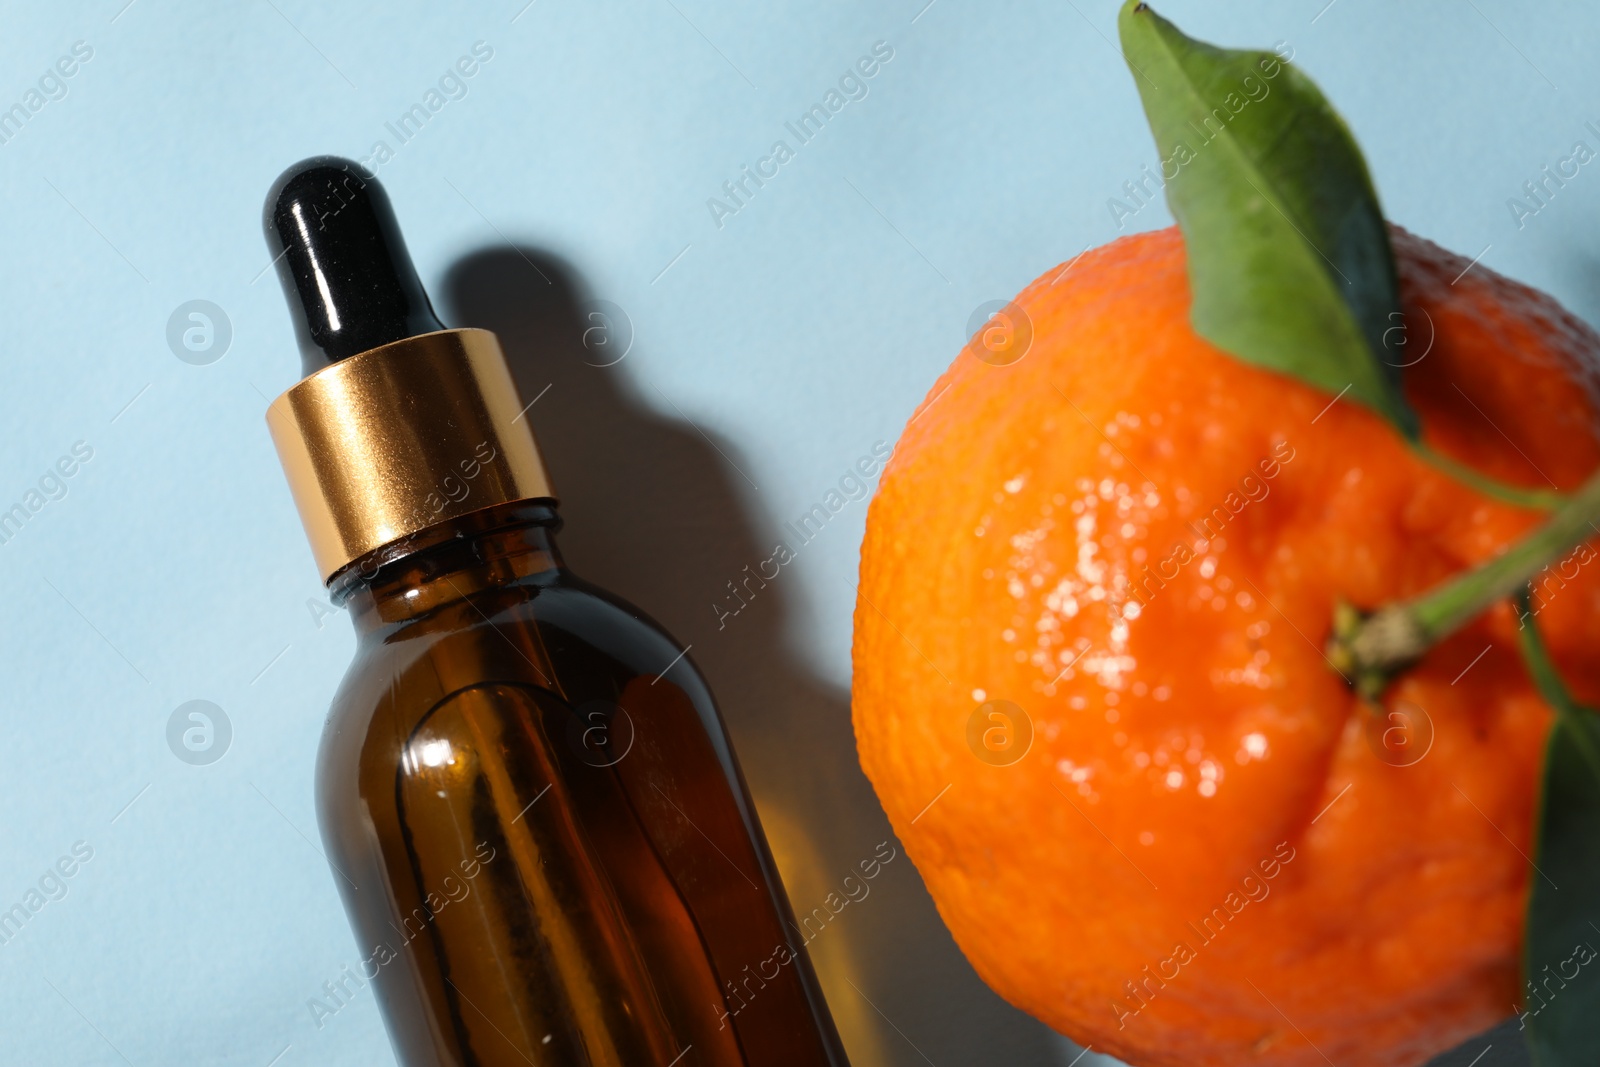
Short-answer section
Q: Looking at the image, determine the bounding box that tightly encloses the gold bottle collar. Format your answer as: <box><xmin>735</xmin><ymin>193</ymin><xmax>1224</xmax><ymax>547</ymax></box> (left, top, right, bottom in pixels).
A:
<box><xmin>266</xmin><ymin>328</ymin><xmax>555</xmax><ymax>584</ymax></box>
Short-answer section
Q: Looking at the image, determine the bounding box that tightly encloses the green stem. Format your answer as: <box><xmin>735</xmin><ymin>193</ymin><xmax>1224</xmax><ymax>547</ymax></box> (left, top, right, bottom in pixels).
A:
<box><xmin>1330</xmin><ymin>466</ymin><xmax>1600</xmax><ymax>700</ymax></box>
<box><xmin>1415</xmin><ymin>442</ymin><xmax>1565</xmax><ymax>511</ymax></box>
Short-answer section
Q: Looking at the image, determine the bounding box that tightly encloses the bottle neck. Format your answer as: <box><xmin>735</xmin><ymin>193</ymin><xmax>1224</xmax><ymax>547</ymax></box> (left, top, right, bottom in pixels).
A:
<box><xmin>334</xmin><ymin>500</ymin><xmax>565</xmax><ymax>637</ymax></box>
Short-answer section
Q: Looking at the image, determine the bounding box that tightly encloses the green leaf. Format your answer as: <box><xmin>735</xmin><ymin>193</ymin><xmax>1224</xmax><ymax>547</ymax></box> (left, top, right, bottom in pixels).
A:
<box><xmin>1517</xmin><ymin>588</ymin><xmax>1600</xmax><ymax>1065</ymax></box>
<box><xmin>1116</xmin><ymin>1</ymin><xmax>1418</xmax><ymax>439</ymax></box>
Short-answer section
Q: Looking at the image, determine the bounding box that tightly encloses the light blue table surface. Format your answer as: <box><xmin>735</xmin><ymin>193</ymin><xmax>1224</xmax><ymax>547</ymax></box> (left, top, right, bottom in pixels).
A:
<box><xmin>0</xmin><ymin>0</ymin><xmax>1592</xmax><ymax>1063</ymax></box>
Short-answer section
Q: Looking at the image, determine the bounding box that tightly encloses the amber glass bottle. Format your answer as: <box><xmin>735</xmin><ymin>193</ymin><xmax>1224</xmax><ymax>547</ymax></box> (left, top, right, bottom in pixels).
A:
<box><xmin>263</xmin><ymin>157</ymin><xmax>848</xmax><ymax>1067</ymax></box>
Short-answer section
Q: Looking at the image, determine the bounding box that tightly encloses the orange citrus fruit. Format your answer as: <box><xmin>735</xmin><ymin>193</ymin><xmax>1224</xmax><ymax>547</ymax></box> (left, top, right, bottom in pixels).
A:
<box><xmin>851</xmin><ymin>224</ymin><xmax>1600</xmax><ymax>1066</ymax></box>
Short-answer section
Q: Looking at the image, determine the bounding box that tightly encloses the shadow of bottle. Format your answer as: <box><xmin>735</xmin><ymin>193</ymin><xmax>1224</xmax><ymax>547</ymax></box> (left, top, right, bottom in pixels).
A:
<box><xmin>439</xmin><ymin>247</ymin><xmax>1074</xmax><ymax>1066</ymax></box>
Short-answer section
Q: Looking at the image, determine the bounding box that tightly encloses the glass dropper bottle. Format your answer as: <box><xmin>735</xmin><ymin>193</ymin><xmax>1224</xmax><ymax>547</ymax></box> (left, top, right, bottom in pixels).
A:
<box><xmin>262</xmin><ymin>156</ymin><xmax>850</xmax><ymax>1067</ymax></box>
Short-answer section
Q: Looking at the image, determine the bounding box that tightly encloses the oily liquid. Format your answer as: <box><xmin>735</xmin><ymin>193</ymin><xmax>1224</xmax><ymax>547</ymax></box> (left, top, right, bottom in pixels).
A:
<box><xmin>316</xmin><ymin>504</ymin><xmax>847</xmax><ymax>1067</ymax></box>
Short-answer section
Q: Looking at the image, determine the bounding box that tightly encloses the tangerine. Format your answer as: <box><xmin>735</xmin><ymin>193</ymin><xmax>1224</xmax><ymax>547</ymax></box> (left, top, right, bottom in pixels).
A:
<box><xmin>851</xmin><ymin>224</ymin><xmax>1600</xmax><ymax>1066</ymax></box>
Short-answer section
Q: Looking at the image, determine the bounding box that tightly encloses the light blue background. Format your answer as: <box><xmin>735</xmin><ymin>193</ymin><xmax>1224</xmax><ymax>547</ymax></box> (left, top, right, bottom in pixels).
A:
<box><xmin>0</xmin><ymin>0</ymin><xmax>1590</xmax><ymax>1063</ymax></box>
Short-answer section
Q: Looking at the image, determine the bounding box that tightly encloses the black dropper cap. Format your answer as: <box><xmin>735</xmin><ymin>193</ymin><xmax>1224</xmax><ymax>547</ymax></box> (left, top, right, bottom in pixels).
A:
<box><xmin>264</xmin><ymin>156</ymin><xmax>445</xmax><ymax>376</ymax></box>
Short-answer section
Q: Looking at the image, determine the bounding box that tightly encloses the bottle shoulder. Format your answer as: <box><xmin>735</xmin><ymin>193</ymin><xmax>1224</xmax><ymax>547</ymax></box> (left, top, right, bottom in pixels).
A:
<box><xmin>363</xmin><ymin>569</ymin><xmax>695</xmax><ymax>682</ymax></box>
<box><xmin>321</xmin><ymin>568</ymin><xmax>719</xmax><ymax>772</ymax></box>
<box><xmin>314</xmin><ymin>567</ymin><xmax>751</xmax><ymax>870</ymax></box>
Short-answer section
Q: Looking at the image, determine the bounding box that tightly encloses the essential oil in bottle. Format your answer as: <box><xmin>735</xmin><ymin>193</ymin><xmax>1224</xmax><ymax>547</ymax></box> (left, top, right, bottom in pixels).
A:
<box><xmin>262</xmin><ymin>156</ymin><xmax>849</xmax><ymax>1067</ymax></box>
